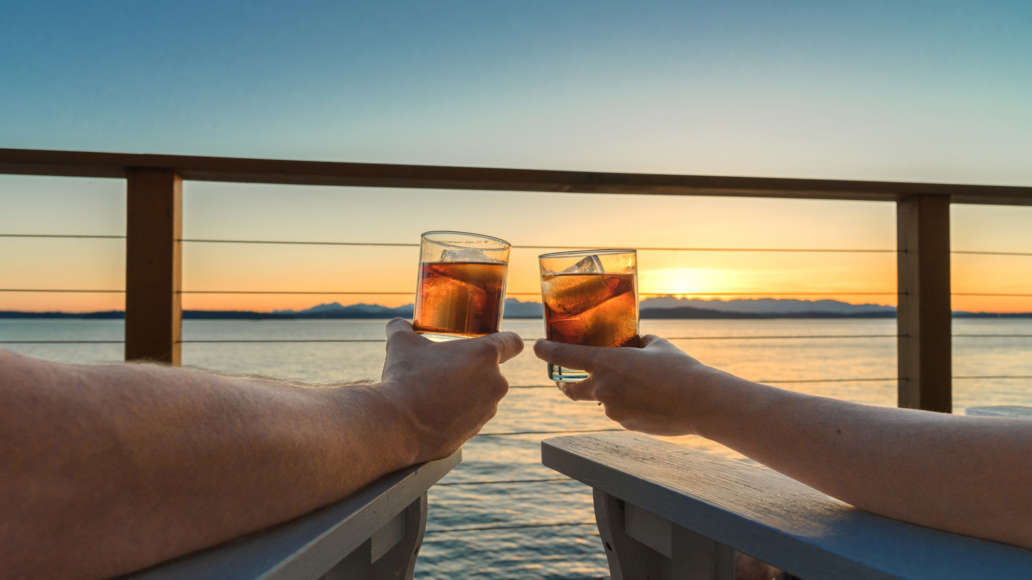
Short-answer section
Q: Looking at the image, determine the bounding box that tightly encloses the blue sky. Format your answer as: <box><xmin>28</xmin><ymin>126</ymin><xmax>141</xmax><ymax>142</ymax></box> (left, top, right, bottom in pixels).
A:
<box><xmin>2</xmin><ymin>0</ymin><xmax>1031</xmax><ymax>313</ymax></box>
<box><xmin>2</xmin><ymin>0</ymin><xmax>1030</xmax><ymax>182</ymax></box>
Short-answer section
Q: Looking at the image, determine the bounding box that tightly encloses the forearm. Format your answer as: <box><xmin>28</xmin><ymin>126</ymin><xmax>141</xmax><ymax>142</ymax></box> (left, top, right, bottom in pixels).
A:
<box><xmin>693</xmin><ymin>367</ymin><xmax>1032</xmax><ymax>549</ymax></box>
<box><xmin>0</xmin><ymin>351</ymin><xmax>417</xmax><ymax>578</ymax></box>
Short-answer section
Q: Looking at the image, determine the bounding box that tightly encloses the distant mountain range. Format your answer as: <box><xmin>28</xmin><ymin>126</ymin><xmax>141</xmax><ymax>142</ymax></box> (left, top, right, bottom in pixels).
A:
<box><xmin>640</xmin><ymin>297</ymin><xmax>896</xmax><ymax>315</ymax></box>
<box><xmin>272</xmin><ymin>302</ymin><xmax>415</xmax><ymax>318</ymax></box>
<box><xmin>2</xmin><ymin>297</ymin><xmax>1030</xmax><ymax>319</ymax></box>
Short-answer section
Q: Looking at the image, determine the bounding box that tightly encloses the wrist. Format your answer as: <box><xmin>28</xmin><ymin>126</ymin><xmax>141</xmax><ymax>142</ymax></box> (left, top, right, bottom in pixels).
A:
<box><xmin>683</xmin><ymin>364</ymin><xmax>741</xmax><ymax>438</ymax></box>
<box><xmin>373</xmin><ymin>381</ymin><xmax>429</xmax><ymax>465</ymax></box>
<box><xmin>326</xmin><ymin>383</ymin><xmax>422</xmax><ymax>469</ymax></box>
<box><xmin>690</xmin><ymin>366</ymin><xmax>780</xmax><ymax>441</ymax></box>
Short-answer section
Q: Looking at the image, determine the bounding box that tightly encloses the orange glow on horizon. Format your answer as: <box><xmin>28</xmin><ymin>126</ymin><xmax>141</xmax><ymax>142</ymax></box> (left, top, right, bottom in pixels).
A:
<box><xmin>640</xmin><ymin>267</ymin><xmax>734</xmax><ymax>297</ymax></box>
<box><xmin>2</xmin><ymin>178</ymin><xmax>1031</xmax><ymax>314</ymax></box>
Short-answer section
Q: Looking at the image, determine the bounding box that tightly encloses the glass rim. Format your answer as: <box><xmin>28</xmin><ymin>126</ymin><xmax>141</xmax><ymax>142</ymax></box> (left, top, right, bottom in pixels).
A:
<box><xmin>538</xmin><ymin>248</ymin><xmax>637</xmax><ymax>259</ymax></box>
<box><xmin>421</xmin><ymin>230</ymin><xmax>511</xmax><ymax>251</ymax></box>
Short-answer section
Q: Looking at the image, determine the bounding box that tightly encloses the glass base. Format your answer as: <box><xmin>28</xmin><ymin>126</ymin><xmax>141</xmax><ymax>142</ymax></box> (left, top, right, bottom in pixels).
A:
<box><xmin>549</xmin><ymin>363</ymin><xmax>590</xmax><ymax>383</ymax></box>
<box><xmin>416</xmin><ymin>332</ymin><xmax>464</xmax><ymax>342</ymax></box>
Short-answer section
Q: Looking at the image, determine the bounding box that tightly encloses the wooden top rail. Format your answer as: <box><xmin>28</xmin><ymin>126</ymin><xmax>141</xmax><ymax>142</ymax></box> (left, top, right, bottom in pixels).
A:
<box><xmin>129</xmin><ymin>450</ymin><xmax>460</xmax><ymax>580</ymax></box>
<box><xmin>2</xmin><ymin>148</ymin><xmax>1031</xmax><ymax>205</ymax></box>
<box><xmin>542</xmin><ymin>433</ymin><xmax>1032</xmax><ymax>579</ymax></box>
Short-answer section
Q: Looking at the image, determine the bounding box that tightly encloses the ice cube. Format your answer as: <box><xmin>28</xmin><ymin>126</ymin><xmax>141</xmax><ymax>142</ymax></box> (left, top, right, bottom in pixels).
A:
<box><xmin>542</xmin><ymin>274</ymin><xmax>616</xmax><ymax>316</ymax></box>
<box><xmin>561</xmin><ymin>255</ymin><xmax>604</xmax><ymax>274</ymax></box>
<box><xmin>545</xmin><ymin>289</ymin><xmax>637</xmax><ymax>346</ymax></box>
<box><xmin>578</xmin><ymin>290</ymin><xmax>637</xmax><ymax>347</ymax></box>
<box><xmin>547</xmin><ymin>318</ymin><xmax>587</xmax><ymax>343</ymax></box>
<box><xmin>415</xmin><ymin>268</ymin><xmax>488</xmax><ymax>332</ymax></box>
<box><xmin>440</xmin><ymin>247</ymin><xmax>502</xmax><ymax>264</ymax></box>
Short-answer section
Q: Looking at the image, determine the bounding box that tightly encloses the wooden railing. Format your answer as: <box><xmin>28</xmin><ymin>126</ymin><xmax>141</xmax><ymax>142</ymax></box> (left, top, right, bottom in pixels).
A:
<box><xmin>3</xmin><ymin>147</ymin><xmax>1032</xmax><ymax>412</ymax></box>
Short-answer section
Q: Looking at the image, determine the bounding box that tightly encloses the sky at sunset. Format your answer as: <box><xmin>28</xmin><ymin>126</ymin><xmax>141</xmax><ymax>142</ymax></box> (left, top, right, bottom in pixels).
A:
<box><xmin>1</xmin><ymin>1</ymin><xmax>1030</xmax><ymax>313</ymax></box>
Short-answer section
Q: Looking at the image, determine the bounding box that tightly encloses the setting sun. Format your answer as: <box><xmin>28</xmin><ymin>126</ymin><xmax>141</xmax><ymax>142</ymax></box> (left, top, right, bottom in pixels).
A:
<box><xmin>639</xmin><ymin>267</ymin><xmax>733</xmax><ymax>297</ymax></box>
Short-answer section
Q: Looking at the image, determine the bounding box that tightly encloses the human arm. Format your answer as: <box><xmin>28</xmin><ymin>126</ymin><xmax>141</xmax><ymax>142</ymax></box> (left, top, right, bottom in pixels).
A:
<box><xmin>534</xmin><ymin>336</ymin><xmax>1032</xmax><ymax>550</ymax></box>
<box><xmin>0</xmin><ymin>319</ymin><xmax>522</xmax><ymax>578</ymax></box>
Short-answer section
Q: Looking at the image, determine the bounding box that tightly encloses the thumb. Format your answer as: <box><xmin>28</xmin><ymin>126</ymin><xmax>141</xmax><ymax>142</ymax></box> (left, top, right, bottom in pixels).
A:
<box><xmin>473</xmin><ymin>331</ymin><xmax>525</xmax><ymax>363</ymax></box>
<box><xmin>534</xmin><ymin>340</ymin><xmax>601</xmax><ymax>371</ymax></box>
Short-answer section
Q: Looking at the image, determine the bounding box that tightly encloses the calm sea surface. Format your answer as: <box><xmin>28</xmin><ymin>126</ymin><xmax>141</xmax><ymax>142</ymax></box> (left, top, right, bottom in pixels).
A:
<box><xmin>2</xmin><ymin>318</ymin><xmax>1031</xmax><ymax>578</ymax></box>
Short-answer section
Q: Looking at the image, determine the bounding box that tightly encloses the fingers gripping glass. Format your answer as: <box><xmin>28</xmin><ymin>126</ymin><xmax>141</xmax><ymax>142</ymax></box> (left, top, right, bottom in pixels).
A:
<box><xmin>538</xmin><ymin>249</ymin><xmax>639</xmax><ymax>382</ymax></box>
<box><xmin>413</xmin><ymin>231</ymin><xmax>511</xmax><ymax>342</ymax></box>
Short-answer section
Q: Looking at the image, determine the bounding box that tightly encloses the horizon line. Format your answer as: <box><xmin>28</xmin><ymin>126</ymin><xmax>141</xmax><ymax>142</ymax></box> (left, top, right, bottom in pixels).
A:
<box><xmin>3</xmin><ymin>305</ymin><xmax>1031</xmax><ymax>318</ymax></box>
<box><xmin>0</xmin><ymin>295</ymin><xmax>905</xmax><ymax>315</ymax></box>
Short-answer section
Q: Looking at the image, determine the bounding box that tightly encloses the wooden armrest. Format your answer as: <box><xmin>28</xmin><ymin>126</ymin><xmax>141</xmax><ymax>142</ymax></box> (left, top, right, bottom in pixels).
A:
<box><xmin>542</xmin><ymin>432</ymin><xmax>1032</xmax><ymax>579</ymax></box>
<box><xmin>128</xmin><ymin>450</ymin><xmax>460</xmax><ymax>580</ymax></box>
<box><xmin>965</xmin><ymin>405</ymin><xmax>1032</xmax><ymax>418</ymax></box>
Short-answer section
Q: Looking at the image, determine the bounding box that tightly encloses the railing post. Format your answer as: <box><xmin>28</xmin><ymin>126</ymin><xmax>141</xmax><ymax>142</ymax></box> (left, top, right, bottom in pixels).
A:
<box><xmin>125</xmin><ymin>168</ymin><xmax>182</xmax><ymax>365</ymax></box>
<box><xmin>896</xmin><ymin>195</ymin><xmax>951</xmax><ymax>412</ymax></box>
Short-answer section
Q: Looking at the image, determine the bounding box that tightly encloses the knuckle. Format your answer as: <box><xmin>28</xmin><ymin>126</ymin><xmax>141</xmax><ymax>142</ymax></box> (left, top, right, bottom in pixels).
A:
<box><xmin>492</xmin><ymin>377</ymin><xmax>509</xmax><ymax>398</ymax></box>
<box><xmin>604</xmin><ymin>405</ymin><xmax>624</xmax><ymax>421</ymax></box>
<box><xmin>474</xmin><ymin>341</ymin><xmax>498</xmax><ymax>358</ymax></box>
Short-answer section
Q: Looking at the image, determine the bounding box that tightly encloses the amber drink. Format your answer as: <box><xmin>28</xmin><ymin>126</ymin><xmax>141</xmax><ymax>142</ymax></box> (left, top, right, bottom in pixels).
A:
<box><xmin>539</xmin><ymin>249</ymin><xmax>638</xmax><ymax>382</ymax></box>
<box><xmin>413</xmin><ymin>231</ymin><xmax>510</xmax><ymax>341</ymax></box>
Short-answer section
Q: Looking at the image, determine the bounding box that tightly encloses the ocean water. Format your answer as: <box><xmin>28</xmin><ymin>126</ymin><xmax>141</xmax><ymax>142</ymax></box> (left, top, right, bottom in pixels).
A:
<box><xmin>2</xmin><ymin>318</ymin><xmax>1031</xmax><ymax>578</ymax></box>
